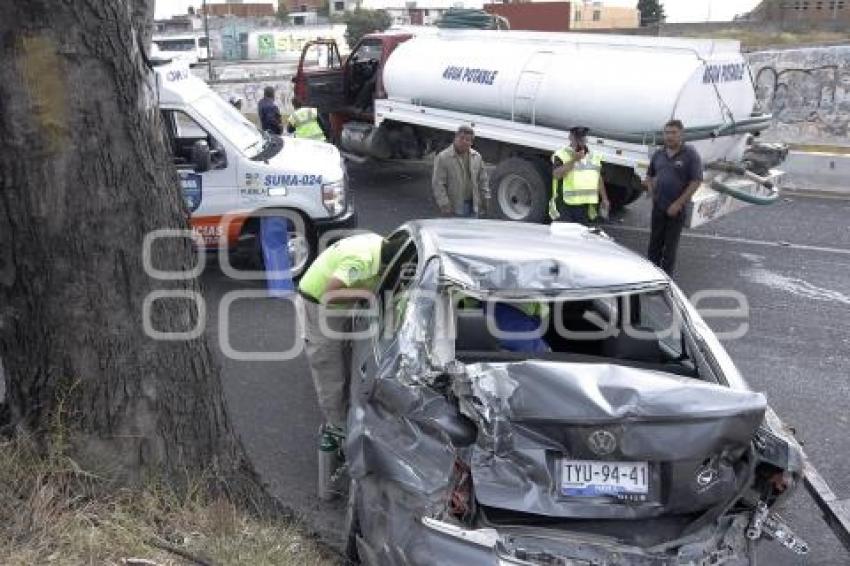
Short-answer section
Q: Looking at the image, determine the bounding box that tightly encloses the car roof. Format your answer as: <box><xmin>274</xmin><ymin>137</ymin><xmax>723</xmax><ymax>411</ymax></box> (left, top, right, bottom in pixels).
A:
<box><xmin>405</xmin><ymin>219</ymin><xmax>668</xmax><ymax>292</ymax></box>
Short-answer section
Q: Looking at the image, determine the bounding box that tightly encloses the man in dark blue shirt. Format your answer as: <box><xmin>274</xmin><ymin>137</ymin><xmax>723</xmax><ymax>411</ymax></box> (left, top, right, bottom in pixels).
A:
<box><xmin>257</xmin><ymin>86</ymin><xmax>283</xmax><ymax>135</ymax></box>
<box><xmin>646</xmin><ymin>119</ymin><xmax>703</xmax><ymax>274</ymax></box>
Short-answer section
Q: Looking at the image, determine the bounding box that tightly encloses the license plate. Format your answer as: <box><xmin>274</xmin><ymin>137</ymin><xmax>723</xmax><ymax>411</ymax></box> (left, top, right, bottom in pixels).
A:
<box><xmin>561</xmin><ymin>460</ymin><xmax>649</xmax><ymax>497</ymax></box>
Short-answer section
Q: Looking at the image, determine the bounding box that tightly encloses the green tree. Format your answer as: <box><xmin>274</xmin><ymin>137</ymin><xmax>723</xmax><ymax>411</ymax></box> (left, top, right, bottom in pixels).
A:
<box><xmin>0</xmin><ymin>0</ymin><xmax>262</xmax><ymax>501</ymax></box>
<box><xmin>637</xmin><ymin>0</ymin><xmax>665</xmax><ymax>26</ymax></box>
<box><xmin>276</xmin><ymin>2</ymin><xmax>290</xmax><ymax>23</ymax></box>
<box><xmin>343</xmin><ymin>9</ymin><xmax>392</xmax><ymax>49</ymax></box>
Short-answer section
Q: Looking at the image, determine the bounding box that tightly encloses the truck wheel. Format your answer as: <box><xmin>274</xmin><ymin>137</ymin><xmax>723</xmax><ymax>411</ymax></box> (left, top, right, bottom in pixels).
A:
<box><xmin>601</xmin><ymin>166</ymin><xmax>644</xmax><ymax>212</ymax></box>
<box><xmin>491</xmin><ymin>157</ymin><xmax>549</xmax><ymax>223</ymax></box>
<box><xmin>605</xmin><ymin>183</ymin><xmax>635</xmax><ymax>212</ymax></box>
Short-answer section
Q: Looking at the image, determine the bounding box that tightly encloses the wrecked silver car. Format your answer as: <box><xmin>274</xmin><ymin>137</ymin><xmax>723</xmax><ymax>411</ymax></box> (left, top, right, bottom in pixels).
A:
<box><xmin>340</xmin><ymin>219</ymin><xmax>807</xmax><ymax>565</ymax></box>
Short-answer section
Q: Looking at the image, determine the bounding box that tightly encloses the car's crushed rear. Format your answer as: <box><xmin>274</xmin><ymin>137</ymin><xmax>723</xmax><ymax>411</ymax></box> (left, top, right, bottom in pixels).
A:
<box><xmin>345</xmin><ymin>222</ymin><xmax>808</xmax><ymax>565</ymax></box>
<box><xmin>457</xmin><ymin>361</ymin><xmax>766</xmax><ymax>519</ymax></box>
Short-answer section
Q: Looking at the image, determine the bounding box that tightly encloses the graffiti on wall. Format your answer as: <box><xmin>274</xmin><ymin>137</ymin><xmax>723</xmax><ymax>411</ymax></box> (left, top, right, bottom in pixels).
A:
<box><xmin>755</xmin><ymin>65</ymin><xmax>840</xmax><ymax>121</ymax></box>
<box><xmin>749</xmin><ymin>48</ymin><xmax>850</xmax><ymax>142</ymax></box>
<box><xmin>210</xmin><ymin>78</ymin><xmax>295</xmax><ymax>115</ymax></box>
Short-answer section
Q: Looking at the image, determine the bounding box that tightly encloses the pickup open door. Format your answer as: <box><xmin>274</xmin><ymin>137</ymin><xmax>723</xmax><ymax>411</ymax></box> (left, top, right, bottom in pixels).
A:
<box><xmin>293</xmin><ymin>40</ymin><xmax>345</xmax><ymax>111</ymax></box>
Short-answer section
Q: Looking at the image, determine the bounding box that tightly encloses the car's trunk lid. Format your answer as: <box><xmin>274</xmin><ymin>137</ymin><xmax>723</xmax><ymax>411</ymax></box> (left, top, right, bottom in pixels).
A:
<box><xmin>456</xmin><ymin>361</ymin><xmax>766</xmax><ymax>519</ymax></box>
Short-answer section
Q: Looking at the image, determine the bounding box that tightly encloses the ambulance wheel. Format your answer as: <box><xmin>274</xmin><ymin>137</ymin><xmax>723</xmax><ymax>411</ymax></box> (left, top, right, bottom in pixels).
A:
<box><xmin>491</xmin><ymin>157</ymin><xmax>548</xmax><ymax>223</ymax></box>
<box><xmin>241</xmin><ymin>214</ymin><xmax>316</xmax><ymax>279</ymax></box>
<box><xmin>287</xmin><ymin>228</ymin><xmax>315</xmax><ymax>277</ymax></box>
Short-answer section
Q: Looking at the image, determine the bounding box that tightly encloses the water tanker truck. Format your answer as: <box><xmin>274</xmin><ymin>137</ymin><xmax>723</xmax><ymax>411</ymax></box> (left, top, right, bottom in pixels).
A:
<box><xmin>293</xmin><ymin>29</ymin><xmax>786</xmax><ymax>226</ymax></box>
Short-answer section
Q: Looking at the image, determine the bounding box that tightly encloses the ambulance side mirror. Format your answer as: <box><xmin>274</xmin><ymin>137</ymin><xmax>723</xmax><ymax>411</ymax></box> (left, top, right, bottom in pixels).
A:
<box><xmin>191</xmin><ymin>140</ymin><xmax>211</xmax><ymax>173</ymax></box>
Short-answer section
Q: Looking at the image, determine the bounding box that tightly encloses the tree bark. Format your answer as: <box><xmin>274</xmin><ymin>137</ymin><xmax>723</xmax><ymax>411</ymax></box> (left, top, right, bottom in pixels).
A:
<box><xmin>0</xmin><ymin>0</ymin><xmax>257</xmax><ymax>495</ymax></box>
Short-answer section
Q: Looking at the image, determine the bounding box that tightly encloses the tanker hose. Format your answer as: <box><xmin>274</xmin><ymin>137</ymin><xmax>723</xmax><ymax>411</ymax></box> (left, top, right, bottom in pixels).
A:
<box><xmin>586</xmin><ymin>114</ymin><xmax>773</xmax><ymax>145</ymax></box>
<box><xmin>706</xmin><ymin>161</ymin><xmax>781</xmax><ymax>206</ymax></box>
<box><xmin>436</xmin><ymin>8</ymin><xmax>509</xmax><ymax>30</ymax></box>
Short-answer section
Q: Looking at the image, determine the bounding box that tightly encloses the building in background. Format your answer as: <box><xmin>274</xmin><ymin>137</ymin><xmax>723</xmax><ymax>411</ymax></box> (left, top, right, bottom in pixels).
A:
<box><xmin>327</xmin><ymin>0</ymin><xmax>485</xmax><ymax>25</ymax></box>
<box><xmin>285</xmin><ymin>0</ymin><xmax>325</xmax><ymax>12</ymax></box>
<box><xmin>154</xmin><ymin>14</ymin><xmax>204</xmax><ymax>33</ymax></box>
<box><xmin>484</xmin><ymin>1</ymin><xmax>638</xmax><ymax>32</ymax></box>
<box><xmin>569</xmin><ymin>0</ymin><xmax>639</xmax><ymax>29</ymax></box>
<box><xmin>744</xmin><ymin>0</ymin><xmax>850</xmax><ymax>24</ymax></box>
<box><xmin>288</xmin><ymin>10</ymin><xmax>321</xmax><ymax>24</ymax></box>
<box><xmin>202</xmin><ymin>2</ymin><xmax>277</xmax><ymax>18</ymax></box>
<box><xmin>484</xmin><ymin>2</ymin><xmax>572</xmax><ymax>32</ymax></box>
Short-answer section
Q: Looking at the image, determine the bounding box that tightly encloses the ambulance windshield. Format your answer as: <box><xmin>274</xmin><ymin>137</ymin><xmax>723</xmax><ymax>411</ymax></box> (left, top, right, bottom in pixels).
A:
<box><xmin>193</xmin><ymin>93</ymin><xmax>264</xmax><ymax>158</ymax></box>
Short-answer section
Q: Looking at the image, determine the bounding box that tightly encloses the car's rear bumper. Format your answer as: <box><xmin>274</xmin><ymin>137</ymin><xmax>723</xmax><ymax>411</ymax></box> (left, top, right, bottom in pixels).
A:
<box><xmin>369</xmin><ymin>515</ymin><xmax>751</xmax><ymax>565</ymax></box>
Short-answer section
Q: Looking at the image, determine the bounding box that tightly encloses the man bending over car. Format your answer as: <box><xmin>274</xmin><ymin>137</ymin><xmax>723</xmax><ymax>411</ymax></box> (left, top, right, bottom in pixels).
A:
<box><xmin>297</xmin><ymin>233</ymin><xmax>393</xmax><ymax>446</ymax></box>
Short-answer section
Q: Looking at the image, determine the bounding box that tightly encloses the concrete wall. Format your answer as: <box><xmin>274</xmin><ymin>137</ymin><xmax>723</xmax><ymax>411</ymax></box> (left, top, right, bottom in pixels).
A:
<box><xmin>209</xmin><ymin>76</ymin><xmax>296</xmax><ymax>121</ymax></box>
<box><xmin>781</xmin><ymin>150</ymin><xmax>850</xmax><ymax>194</ymax></box>
<box><xmin>599</xmin><ymin>20</ymin><xmax>850</xmax><ymax>38</ymax></box>
<box><xmin>747</xmin><ymin>45</ymin><xmax>850</xmax><ymax>145</ymax></box>
<box><xmin>245</xmin><ymin>25</ymin><xmax>348</xmax><ymax>59</ymax></box>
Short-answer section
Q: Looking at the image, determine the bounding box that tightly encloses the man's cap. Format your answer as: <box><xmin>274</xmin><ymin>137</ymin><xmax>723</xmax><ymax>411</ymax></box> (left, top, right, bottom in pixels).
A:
<box><xmin>569</xmin><ymin>126</ymin><xmax>589</xmax><ymax>137</ymax></box>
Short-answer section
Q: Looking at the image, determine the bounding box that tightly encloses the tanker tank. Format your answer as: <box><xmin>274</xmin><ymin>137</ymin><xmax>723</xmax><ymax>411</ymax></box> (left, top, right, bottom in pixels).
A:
<box><xmin>381</xmin><ymin>30</ymin><xmax>757</xmax><ymax>139</ymax></box>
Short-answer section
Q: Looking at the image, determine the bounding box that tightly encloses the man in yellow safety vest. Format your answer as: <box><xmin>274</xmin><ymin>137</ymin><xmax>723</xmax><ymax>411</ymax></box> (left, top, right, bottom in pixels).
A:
<box><xmin>550</xmin><ymin>127</ymin><xmax>609</xmax><ymax>225</ymax></box>
<box><xmin>298</xmin><ymin>233</ymin><xmax>392</xmax><ymax>443</ymax></box>
<box><xmin>287</xmin><ymin>101</ymin><xmax>326</xmax><ymax>141</ymax></box>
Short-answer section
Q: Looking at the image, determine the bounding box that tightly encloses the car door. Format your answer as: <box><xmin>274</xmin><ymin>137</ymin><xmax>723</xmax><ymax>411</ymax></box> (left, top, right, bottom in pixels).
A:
<box><xmin>349</xmin><ymin>232</ymin><xmax>418</xmax><ymax>399</ymax></box>
<box><xmin>160</xmin><ymin>108</ymin><xmax>236</xmax><ymax>220</ymax></box>
<box><xmin>293</xmin><ymin>40</ymin><xmax>345</xmax><ymax>111</ymax></box>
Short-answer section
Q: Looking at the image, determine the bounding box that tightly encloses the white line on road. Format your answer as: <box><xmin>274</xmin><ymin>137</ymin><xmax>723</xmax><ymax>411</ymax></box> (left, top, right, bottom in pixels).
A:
<box><xmin>605</xmin><ymin>225</ymin><xmax>850</xmax><ymax>257</ymax></box>
<box><xmin>740</xmin><ymin>252</ymin><xmax>850</xmax><ymax>306</ymax></box>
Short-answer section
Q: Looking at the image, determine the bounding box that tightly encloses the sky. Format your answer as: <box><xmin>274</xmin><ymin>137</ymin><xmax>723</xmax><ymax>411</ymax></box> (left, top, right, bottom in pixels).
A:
<box><xmin>155</xmin><ymin>0</ymin><xmax>764</xmax><ymax>23</ymax></box>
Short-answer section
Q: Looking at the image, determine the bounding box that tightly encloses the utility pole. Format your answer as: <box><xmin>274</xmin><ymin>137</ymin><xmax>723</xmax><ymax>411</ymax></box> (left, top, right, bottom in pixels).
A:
<box><xmin>203</xmin><ymin>0</ymin><xmax>213</xmax><ymax>80</ymax></box>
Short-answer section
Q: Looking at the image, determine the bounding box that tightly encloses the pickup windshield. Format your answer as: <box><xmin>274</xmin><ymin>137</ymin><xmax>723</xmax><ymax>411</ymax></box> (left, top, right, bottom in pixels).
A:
<box><xmin>193</xmin><ymin>94</ymin><xmax>264</xmax><ymax>158</ymax></box>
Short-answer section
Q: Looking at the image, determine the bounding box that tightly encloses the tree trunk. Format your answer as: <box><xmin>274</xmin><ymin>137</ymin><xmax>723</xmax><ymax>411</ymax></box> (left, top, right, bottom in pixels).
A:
<box><xmin>0</xmin><ymin>1</ymin><xmax>256</xmax><ymax>493</ymax></box>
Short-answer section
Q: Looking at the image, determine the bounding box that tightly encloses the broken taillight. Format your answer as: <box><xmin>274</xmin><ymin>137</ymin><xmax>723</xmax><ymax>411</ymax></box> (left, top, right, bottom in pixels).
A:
<box><xmin>449</xmin><ymin>459</ymin><xmax>473</xmax><ymax>521</ymax></box>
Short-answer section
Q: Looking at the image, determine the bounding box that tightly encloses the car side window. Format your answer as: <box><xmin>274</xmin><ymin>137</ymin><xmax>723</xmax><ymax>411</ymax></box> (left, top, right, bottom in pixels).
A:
<box><xmin>160</xmin><ymin>110</ymin><xmax>226</xmax><ymax>169</ymax></box>
<box><xmin>637</xmin><ymin>291</ymin><xmax>684</xmax><ymax>359</ymax></box>
<box><xmin>375</xmin><ymin>240</ymin><xmax>419</xmax><ymax>352</ymax></box>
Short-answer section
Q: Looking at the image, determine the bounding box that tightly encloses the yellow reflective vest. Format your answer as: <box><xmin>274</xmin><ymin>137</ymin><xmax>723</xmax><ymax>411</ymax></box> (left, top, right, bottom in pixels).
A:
<box><xmin>550</xmin><ymin>147</ymin><xmax>602</xmax><ymax>219</ymax></box>
<box><xmin>298</xmin><ymin>233</ymin><xmax>383</xmax><ymax>301</ymax></box>
<box><xmin>288</xmin><ymin>107</ymin><xmax>326</xmax><ymax>141</ymax></box>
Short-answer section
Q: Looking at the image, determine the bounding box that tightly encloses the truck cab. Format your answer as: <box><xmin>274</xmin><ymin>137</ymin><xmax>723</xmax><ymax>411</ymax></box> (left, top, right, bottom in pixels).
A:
<box><xmin>155</xmin><ymin>62</ymin><xmax>355</xmax><ymax>272</ymax></box>
<box><xmin>292</xmin><ymin>33</ymin><xmax>411</xmax><ymax>142</ymax></box>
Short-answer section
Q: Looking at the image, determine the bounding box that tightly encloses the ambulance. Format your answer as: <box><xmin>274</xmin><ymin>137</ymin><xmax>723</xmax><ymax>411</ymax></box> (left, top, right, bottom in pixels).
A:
<box><xmin>154</xmin><ymin>62</ymin><xmax>355</xmax><ymax>272</ymax></box>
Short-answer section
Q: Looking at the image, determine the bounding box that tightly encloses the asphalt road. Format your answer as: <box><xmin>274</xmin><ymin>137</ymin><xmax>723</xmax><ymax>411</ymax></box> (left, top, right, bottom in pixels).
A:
<box><xmin>202</xmin><ymin>160</ymin><xmax>850</xmax><ymax>565</ymax></box>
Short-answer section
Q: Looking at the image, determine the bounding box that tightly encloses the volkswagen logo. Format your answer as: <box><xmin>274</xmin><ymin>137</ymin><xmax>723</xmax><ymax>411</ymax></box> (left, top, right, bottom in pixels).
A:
<box><xmin>587</xmin><ymin>430</ymin><xmax>617</xmax><ymax>456</ymax></box>
<box><xmin>697</xmin><ymin>467</ymin><xmax>719</xmax><ymax>487</ymax></box>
